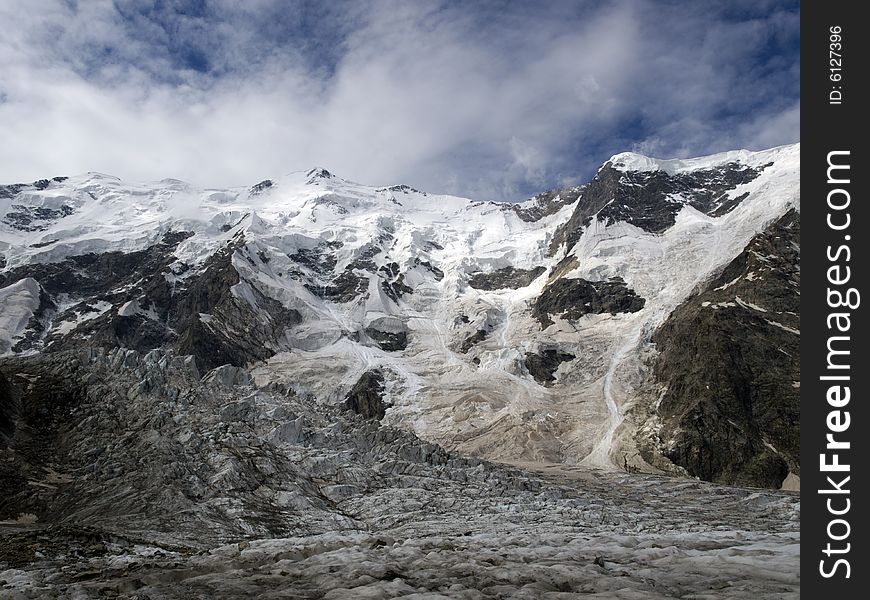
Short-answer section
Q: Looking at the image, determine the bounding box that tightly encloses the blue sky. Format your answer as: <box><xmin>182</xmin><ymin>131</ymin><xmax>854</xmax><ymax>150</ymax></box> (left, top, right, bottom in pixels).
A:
<box><xmin>0</xmin><ymin>0</ymin><xmax>799</xmax><ymax>201</ymax></box>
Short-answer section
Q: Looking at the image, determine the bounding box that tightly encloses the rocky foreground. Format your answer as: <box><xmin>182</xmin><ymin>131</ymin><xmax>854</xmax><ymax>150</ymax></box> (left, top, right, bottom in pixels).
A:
<box><xmin>1</xmin><ymin>349</ymin><xmax>798</xmax><ymax>598</ymax></box>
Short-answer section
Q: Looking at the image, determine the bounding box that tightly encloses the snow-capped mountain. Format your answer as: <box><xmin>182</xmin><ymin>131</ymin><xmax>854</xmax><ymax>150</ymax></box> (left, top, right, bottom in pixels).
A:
<box><xmin>0</xmin><ymin>145</ymin><xmax>801</xmax><ymax>596</ymax></box>
<box><xmin>1</xmin><ymin>145</ymin><xmax>799</xmax><ymax>487</ymax></box>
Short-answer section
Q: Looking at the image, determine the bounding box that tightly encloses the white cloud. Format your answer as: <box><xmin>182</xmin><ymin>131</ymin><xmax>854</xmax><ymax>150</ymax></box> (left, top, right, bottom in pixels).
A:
<box><xmin>0</xmin><ymin>0</ymin><xmax>799</xmax><ymax>201</ymax></box>
<box><xmin>741</xmin><ymin>101</ymin><xmax>800</xmax><ymax>151</ymax></box>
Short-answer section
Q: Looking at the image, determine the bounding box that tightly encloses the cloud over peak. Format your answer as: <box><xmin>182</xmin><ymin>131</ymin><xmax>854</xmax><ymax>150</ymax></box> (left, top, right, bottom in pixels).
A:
<box><xmin>0</xmin><ymin>0</ymin><xmax>798</xmax><ymax>201</ymax></box>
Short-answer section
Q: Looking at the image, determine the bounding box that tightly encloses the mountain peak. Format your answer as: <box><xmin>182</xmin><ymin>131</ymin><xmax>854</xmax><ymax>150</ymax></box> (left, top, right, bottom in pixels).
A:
<box><xmin>606</xmin><ymin>152</ymin><xmax>665</xmax><ymax>173</ymax></box>
<box><xmin>305</xmin><ymin>167</ymin><xmax>335</xmax><ymax>182</ymax></box>
<box><xmin>0</xmin><ymin>143</ymin><xmax>802</xmax><ymax>596</ymax></box>
<box><xmin>606</xmin><ymin>142</ymin><xmax>799</xmax><ymax>175</ymax></box>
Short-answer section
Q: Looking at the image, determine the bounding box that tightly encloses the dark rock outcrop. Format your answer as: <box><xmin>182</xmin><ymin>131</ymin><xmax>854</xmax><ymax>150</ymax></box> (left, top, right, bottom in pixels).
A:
<box><xmin>250</xmin><ymin>180</ymin><xmax>273</xmax><ymax>194</ymax></box>
<box><xmin>0</xmin><ymin>371</ymin><xmax>18</xmax><ymax>442</ymax></box>
<box><xmin>642</xmin><ymin>210</ymin><xmax>799</xmax><ymax>488</ymax></box>
<box><xmin>468</xmin><ymin>266</ymin><xmax>546</xmax><ymax>290</ymax></box>
<box><xmin>378</xmin><ymin>258</ymin><xmax>442</xmax><ymax>303</ymax></box>
<box><xmin>299</xmin><ymin>243</ymin><xmax>387</xmax><ymax>303</ymax></box>
<box><xmin>524</xmin><ymin>349</ymin><xmax>576</xmax><ymax>386</ymax></box>
<box><xmin>510</xmin><ymin>186</ymin><xmax>584</xmax><ymax>222</ymax></box>
<box><xmin>414</xmin><ymin>259</ymin><xmax>444</xmax><ymax>281</ymax></box>
<box><xmin>171</xmin><ymin>243</ymin><xmax>303</xmax><ymax>370</ymax></box>
<box><xmin>350</xmin><ymin>243</ymin><xmax>384</xmax><ymax>272</ymax></box>
<box><xmin>380</xmin><ymin>275</ymin><xmax>413</xmax><ymax>304</ymax></box>
<box><xmin>0</xmin><ymin>230</ymin><xmax>193</xmax><ymax>300</ymax></box>
<box><xmin>460</xmin><ymin>329</ymin><xmax>488</xmax><ymax>354</ymax></box>
<box><xmin>377</xmin><ymin>184</ymin><xmax>427</xmax><ymax>196</ymax></box>
<box><xmin>306</xmin><ymin>167</ymin><xmax>333</xmax><ymax>181</ymax></box>
<box><xmin>365</xmin><ymin>329</ymin><xmax>408</xmax><ymax>352</ymax></box>
<box><xmin>548</xmin><ymin>162</ymin><xmax>769</xmax><ymax>256</ymax></box>
<box><xmin>0</xmin><ymin>184</ymin><xmax>27</xmax><ymax>199</ymax></box>
<box><xmin>344</xmin><ymin>370</ymin><xmax>389</xmax><ymax>420</ymax></box>
<box><xmin>176</xmin><ymin>289</ymin><xmax>302</xmax><ymax>371</ymax></box>
<box><xmin>3</xmin><ymin>204</ymin><xmax>76</xmax><ymax>232</ymax></box>
<box><xmin>364</xmin><ymin>317</ymin><xmax>409</xmax><ymax>352</ymax></box>
<box><xmin>0</xmin><ymin>353</ymin><xmax>87</xmax><ymax>521</ymax></box>
<box><xmin>306</xmin><ymin>269</ymin><xmax>369</xmax><ymax>303</ymax></box>
<box><xmin>2</xmin><ymin>233</ymin><xmax>302</xmax><ymax>370</ymax></box>
<box><xmin>288</xmin><ymin>245</ymin><xmax>338</xmax><ymax>276</ymax></box>
<box><xmin>532</xmin><ymin>277</ymin><xmax>645</xmax><ymax>328</ymax></box>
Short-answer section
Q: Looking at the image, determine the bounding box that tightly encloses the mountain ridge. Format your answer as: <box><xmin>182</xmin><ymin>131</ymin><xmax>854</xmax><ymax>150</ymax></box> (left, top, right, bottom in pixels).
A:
<box><xmin>1</xmin><ymin>143</ymin><xmax>800</xmax><ymax>488</ymax></box>
<box><xmin>0</xmin><ymin>143</ymin><xmax>802</xmax><ymax>596</ymax></box>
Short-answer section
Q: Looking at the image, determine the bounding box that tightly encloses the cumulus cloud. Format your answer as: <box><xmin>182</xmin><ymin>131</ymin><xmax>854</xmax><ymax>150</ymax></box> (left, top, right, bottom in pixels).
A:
<box><xmin>0</xmin><ymin>0</ymin><xmax>799</xmax><ymax>201</ymax></box>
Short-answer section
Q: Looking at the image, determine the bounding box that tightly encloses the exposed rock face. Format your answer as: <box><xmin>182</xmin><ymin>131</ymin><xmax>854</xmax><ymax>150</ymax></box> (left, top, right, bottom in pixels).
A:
<box><xmin>364</xmin><ymin>317</ymin><xmax>409</xmax><ymax>352</ymax></box>
<box><xmin>468</xmin><ymin>266</ymin><xmax>546</xmax><ymax>290</ymax></box>
<box><xmin>0</xmin><ymin>230</ymin><xmax>197</xmax><ymax>357</ymax></box>
<box><xmin>0</xmin><ymin>231</ymin><xmax>191</xmax><ymax>301</ymax></box>
<box><xmin>0</xmin><ymin>232</ymin><xmax>303</xmax><ymax>370</ymax></box>
<box><xmin>297</xmin><ymin>241</ymin><xmax>425</xmax><ymax>305</ymax></box>
<box><xmin>638</xmin><ymin>211</ymin><xmax>800</xmax><ymax>487</ymax></box>
<box><xmin>0</xmin><ymin>371</ymin><xmax>17</xmax><ymax>441</ymax></box>
<box><xmin>548</xmin><ymin>161</ymin><xmax>769</xmax><ymax>256</ymax></box>
<box><xmin>3</xmin><ymin>204</ymin><xmax>76</xmax><ymax>232</ymax></box>
<box><xmin>460</xmin><ymin>329</ymin><xmax>488</xmax><ymax>354</ymax></box>
<box><xmin>7</xmin><ymin>281</ymin><xmax>57</xmax><ymax>354</ymax></box>
<box><xmin>172</xmin><ymin>244</ymin><xmax>303</xmax><ymax>370</ymax></box>
<box><xmin>250</xmin><ymin>179</ymin><xmax>273</xmax><ymax>194</ymax></box>
<box><xmin>524</xmin><ymin>349</ymin><xmax>576</xmax><ymax>386</ymax></box>
<box><xmin>309</xmin><ymin>268</ymin><xmax>370</xmax><ymax>303</ymax></box>
<box><xmin>509</xmin><ymin>186</ymin><xmax>584</xmax><ymax>222</ymax></box>
<box><xmin>306</xmin><ymin>167</ymin><xmax>333</xmax><ymax>181</ymax></box>
<box><xmin>532</xmin><ymin>277</ymin><xmax>645</xmax><ymax>328</ymax></box>
<box><xmin>0</xmin><ymin>184</ymin><xmax>26</xmax><ymax>199</ymax></box>
<box><xmin>288</xmin><ymin>244</ymin><xmax>337</xmax><ymax>276</ymax></box>
<box><xmin>380</xmin><ymin>274</ymin><xmax>413</xmax><ymax>304</ymax></box>
<box><xmin>344</xmin><ymin>369</ymin><xmax>389</xmax><ymax>420</ymax></box>
<box><xmin>364</xmin><ymin>330</ymin><xmax>407</xmax><ymax>351</ymax></box>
